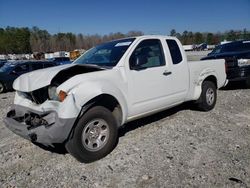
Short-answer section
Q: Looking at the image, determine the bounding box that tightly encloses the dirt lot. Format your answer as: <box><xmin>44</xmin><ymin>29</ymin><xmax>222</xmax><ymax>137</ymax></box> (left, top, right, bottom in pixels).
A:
<box><xmin>0</xmin><ymin>59</ymin><xmax>250</xmax><ymax>187</ymax></box>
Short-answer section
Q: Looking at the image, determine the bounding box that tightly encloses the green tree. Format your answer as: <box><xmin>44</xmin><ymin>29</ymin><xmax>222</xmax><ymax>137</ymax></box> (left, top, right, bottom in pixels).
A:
<box><xmin>181</xmin><ymin>30</ymin><xmax>188</xmax><ymax>45</ymax></box>
<box><xmin>206</xmin><ymin>33</ymin><xmax>214</xmax><ymax>45</ymax></box>
<box><xmin>226</xmin><ymin>30</ymin><xmax>237</xmax><ymax>41</ymax></box>
<box><xmin>194</xmin><ymin>32</ymin><xmax>203</xmax><ymax>44</ymax></box>
<box><xmin>170</xmin><ymin>29</ymin><xmax>176</xmax><ymax>36</ymax></box>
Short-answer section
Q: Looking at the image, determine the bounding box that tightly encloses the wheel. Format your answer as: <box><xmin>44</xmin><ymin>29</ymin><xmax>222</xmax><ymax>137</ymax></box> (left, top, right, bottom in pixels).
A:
<box><xmin>0</xmin><ymin>82</ymin><xmax>5</xmax><ymax>94</ymax></box>
<box><xmin>65</xmin><ymin>106</ymin><xmax>118</xmax><ymax>163</ymax></box>
<box><xmin>196</xmin><ymin>81</ymin><xmax>217</xmax><ymax>111</ymax></box>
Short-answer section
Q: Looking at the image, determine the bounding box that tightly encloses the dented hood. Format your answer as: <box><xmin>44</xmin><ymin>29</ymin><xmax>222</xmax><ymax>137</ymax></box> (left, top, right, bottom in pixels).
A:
<box><xmin>13</xmin><ymin>64</ymin><xmax>75</xmax><ymax>92</ymax></box>
<box><xmin>13</xmin><ymin>64</ymin><xmax>105</xmax><ymax>92</ymax></box>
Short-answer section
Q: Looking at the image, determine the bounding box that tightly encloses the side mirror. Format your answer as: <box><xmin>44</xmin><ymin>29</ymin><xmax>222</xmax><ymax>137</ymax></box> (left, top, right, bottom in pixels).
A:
<box><xmin>130</xmin><ymin>55</ymin><xmax>147</xmax><ymax>70</ymax></box>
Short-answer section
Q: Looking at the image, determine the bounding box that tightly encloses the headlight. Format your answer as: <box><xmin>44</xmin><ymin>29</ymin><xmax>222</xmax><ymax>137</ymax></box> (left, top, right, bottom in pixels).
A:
<box><xmin>48</xmin><ymin>86</ymin><xmax>58</xmax><ymax>100</ymax></box>
<box><xmin>238</xmin><ymin>59</ymin><xmax>250</xmax><ymax>67</ymax></box>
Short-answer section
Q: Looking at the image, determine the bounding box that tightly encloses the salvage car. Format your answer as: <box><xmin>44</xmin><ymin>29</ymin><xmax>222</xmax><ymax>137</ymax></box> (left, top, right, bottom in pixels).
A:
<box><xmin>53</xmin><ymin>57</ymin><xmax>72</xmax><ymax>65</ymax></box>
<box><xmin>0</xmin><ymin>60</ymin><xmax>6</xmax><ymax>68</ymax></box>
<box><xmin>0</xmin><ymin>61</ymin><xmax>56</xmax><ymax>93</ymax></box>
<box><xmin>4</xmin><ymin>36</ymin><xmax>227</xmax><ymax>162</ymax></box>
<box><xmin>201</xmin><ymin>40</ymin><xmax>250</xmax><ymax>87</ymax></box>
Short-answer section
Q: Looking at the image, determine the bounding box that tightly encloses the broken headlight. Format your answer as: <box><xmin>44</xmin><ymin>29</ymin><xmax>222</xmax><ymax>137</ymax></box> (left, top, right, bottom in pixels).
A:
<box><xmin>48</xmin><ymin>86</ymin><xmax>59</xmax><ymax>101</ymax></box>
<box><xmin>48</xmin><ymin>86</ymin><xmax>68</xmax><ymax>102</ymax></box>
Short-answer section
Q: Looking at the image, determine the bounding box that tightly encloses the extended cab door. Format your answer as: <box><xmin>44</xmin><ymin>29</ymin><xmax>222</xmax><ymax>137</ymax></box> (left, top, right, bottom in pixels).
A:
<box><xmin>126</xmin><ymin>38</ymin><xmax>189</xmax><ymax>117</ymax></box>
<box><xmin>126</xmin><ymin>39</ymin><xmax>175</xmax><ymax>116</ymax></box>
<box><xmin>164</xmin><ymin>39</ymin><xmax>189</xmax><ymax>101</ymax></box>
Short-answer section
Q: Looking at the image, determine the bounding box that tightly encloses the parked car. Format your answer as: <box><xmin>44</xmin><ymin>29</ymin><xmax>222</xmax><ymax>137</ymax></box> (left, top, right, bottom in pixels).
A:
<box><xmin>201</xmin><ymin>40</ymin><xmax>250</xmax><ymax>87</ymax></box>
<box><xmin>53</xmin><ymin>57</ymin><xmax>72</xmax><ymax>65</ymax></box>
<box><xmin>0</xmin><ymin>60</ymin><xmax>6</xmax><ymax>68</ymax></box>
<box><xmin>195</xmin><ymin>43</ymin><xmax>207</xmax><ymax>51</ymax></box>
<box><xmin>0</xmin><ymin>61</ymin><xmax>56</xmax><ymax>93</ymax></box>
<box><xmin>4</xmin><ymin>36</ymin><xmax>227</xmax><ymax>162</ymax></box>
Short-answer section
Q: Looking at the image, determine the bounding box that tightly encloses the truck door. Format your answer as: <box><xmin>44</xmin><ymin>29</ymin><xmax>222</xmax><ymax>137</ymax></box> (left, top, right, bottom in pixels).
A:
<box><xmin>165</xmin><ymin>39</ymin><xmax>189</xmax><ymax>101</ymax></box>
<box><xmin>127</xmin><ymin>39</ymin><xmax>178</xmax><ymax>116</ymax></box>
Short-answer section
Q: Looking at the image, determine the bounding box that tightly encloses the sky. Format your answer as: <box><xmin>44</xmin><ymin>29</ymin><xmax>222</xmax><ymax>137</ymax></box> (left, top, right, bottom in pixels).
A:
<box><xmin>0</xmin><ymin>0</ymin><xmax>250</xmax><ymax>35</ymax></box>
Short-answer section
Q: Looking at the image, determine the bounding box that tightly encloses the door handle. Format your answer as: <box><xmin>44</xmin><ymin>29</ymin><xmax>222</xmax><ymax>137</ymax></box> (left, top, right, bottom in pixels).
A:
<box><xmin>163</xmin><ymin>71</ymin><xmax>172</xmax><ymax>76</ymax></box>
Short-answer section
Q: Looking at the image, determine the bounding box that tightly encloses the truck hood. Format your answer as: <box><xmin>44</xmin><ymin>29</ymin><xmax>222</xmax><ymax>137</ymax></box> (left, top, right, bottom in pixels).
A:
<box><xmin>13</xmin><ymin>64</ymin><xmax>105</xmax><ymax>92</ymax></box>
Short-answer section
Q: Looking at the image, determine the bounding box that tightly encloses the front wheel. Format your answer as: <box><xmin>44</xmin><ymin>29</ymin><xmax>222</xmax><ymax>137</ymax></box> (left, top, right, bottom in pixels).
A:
<box><xmin>65</xmin><ymin>106</ymin><xmax>118</xmax><ymax>163</ymax></box>
<box><xmin>196</xmin><ymin>81</ymin><xmax>217</xmax><ymax>111</ymax></box>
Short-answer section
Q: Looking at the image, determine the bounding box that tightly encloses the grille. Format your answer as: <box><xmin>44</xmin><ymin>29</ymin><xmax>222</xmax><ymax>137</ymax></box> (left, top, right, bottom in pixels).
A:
<box><xmin>24</xmin><ymin>87</ymin><xmax>49</xmax><ymax>104</ymax></box>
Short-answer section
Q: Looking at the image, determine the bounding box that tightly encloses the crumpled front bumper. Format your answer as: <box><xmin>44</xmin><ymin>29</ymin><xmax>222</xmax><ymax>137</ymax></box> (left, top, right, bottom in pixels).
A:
<box><xmin>4</xmin><ymin>104</ymin><xmax>76</xmax><ymax>146</ymax></box>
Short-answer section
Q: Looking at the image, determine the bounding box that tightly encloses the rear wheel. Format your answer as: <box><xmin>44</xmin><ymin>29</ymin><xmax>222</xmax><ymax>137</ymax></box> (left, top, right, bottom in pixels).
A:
<box><xmin>65</xmin><ymin>106</ymin><xmax>118</xmax><ymax>163</ymax></box>
<box><xmin>196</xmin><ymin>81</ymin><xmax>217</xmax><ymax>111</ymax></box>
<box><xmin>0</xmin><ymin>82</ymin><xmax>5</xmax><ymax>93</ymax></box>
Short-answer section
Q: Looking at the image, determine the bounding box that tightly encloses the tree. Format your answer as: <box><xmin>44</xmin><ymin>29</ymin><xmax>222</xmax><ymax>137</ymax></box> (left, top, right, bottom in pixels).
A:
<box><xmin>1</xmin><ymin>26</ymin><xmax>250</xmax><ymax>54</ymax></box>
<box><xmin>194</xmin><ymin>32</ymin><xmax>203</xmax><ymax>44</ymax></box>
<box><xmin>170</xmin><ymin>29</ymin><xmax>176</xmax><ymax>36</ymax></box>
<box><xmin>187</xmin><ymin>31</ymin><xmax>194</xmax><ymax>44</ymax></box>
<box><xmin>206</xmin><ymin>33</ymin><xmax>214</xmax><ymax>45</ymax></box>
<box><xmin>30</xmin><ymin>27</ymin><xmax>51</xmax><ymax>52</ymax></box>
<box><xmin>226</xmin><ymin>30</ymin><xmax>237</xmax><ymax>41</ymax></box>
<box><xmin>181</xmin><ymin>30</ymin><xmax>188</xmax><ymax>45</ymax></box>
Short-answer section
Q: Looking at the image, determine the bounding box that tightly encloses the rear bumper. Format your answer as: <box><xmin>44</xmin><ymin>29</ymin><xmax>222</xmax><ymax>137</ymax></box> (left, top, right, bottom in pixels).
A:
<box><xmin>4</xmin><ymin>105</ymin><xmax>76</xmax><ymax>146</ymax></box>
<box><xmin>227</xmin><ymin>66</ymin><xmax>250</xmax><ymax>81</ymax></box>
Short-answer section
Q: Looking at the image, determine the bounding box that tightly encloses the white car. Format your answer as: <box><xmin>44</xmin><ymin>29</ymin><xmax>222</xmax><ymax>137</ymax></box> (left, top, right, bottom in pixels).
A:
<box><xmin>5</xmin><ymin>36</ymin><xmax>227</xmax><ymax>162</ymax></box>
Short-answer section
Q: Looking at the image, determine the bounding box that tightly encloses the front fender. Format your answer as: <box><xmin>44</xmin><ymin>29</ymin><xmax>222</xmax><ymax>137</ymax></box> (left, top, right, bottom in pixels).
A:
<box><xmin>68</xmin><ymin>81</ymin><xmax>128</xmax><ymax>124</ymax></box>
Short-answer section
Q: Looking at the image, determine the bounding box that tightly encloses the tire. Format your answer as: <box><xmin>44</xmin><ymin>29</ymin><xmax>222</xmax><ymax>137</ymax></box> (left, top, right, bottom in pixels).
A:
<box><xmin>65</xmin><ymin>106</ymin><xmax>118</xmax><ymax>163</ymax></box>
<box><xmin>196</xmin><ymin>81</ymin><xmax>217</xmax><ymax>111</ymax></box>
<box><xmin>0</xmin><ymin>82</ymin><xmax>5</xmax><ymax>94</ymax></box>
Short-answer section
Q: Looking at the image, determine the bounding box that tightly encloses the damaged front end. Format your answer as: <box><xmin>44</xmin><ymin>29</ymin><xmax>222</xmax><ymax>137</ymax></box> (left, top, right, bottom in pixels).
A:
<box><xmin>4</xmin><ymin>64</ymin><xmax>105</xmax><ymax>146</ymax></box>
<box><xmin>4</xmin><ymin>100</ymin><xmax>77</xmax><ymax>146</ymax></box>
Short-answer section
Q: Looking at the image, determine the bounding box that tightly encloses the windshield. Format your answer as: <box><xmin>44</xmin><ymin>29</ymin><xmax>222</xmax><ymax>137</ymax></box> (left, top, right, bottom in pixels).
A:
<box><xmin>0</xmin><ymin>63</ymin><xmax>15</xmax><ymax>73</ymax></box>
<box><xmin>74</xmin><ymin>38</ymin><xmax>135</xmax><ymax>67</ymax></box>
<box><xmin>210</xmin><ymin>45</ymin><xmax>222</xmax><ymax>54</ymax></box>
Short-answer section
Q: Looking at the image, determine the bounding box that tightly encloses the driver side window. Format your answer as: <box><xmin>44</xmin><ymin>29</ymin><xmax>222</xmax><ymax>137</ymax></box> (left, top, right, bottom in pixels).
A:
<box><xmin>13</xmin><ymin>64</ymin><xmax>29</xmax><ymax>73</ymax></box>
<box><xmin>129</xmin><ymin>39</ymin><xmax>165</xmax><ymax>69</ymax></box>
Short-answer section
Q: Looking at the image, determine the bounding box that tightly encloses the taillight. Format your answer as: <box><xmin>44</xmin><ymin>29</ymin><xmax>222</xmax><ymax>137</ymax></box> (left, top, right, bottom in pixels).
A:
<box><xmin>225</xmin><ymin>63</ymin><xmax>228</xmax><ymax>72</ymax></box>
<box><xmin>225</xmin><ymin>57</ymin><xmax>237</xmax><ymax>67</ymax></box>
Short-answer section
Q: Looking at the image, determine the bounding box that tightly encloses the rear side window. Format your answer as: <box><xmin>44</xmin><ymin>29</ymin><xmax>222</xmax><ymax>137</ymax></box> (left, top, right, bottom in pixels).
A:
<box><xmin>43</xmin><ymin>63</ymin><xmax>54</xmax><ymax>68</ymax></box>
<box><xmin>242</xmin><ymin>41</ymin><xmax>250</xmax><ymax>51</ymax></box>
<box><xmin>31</xmin><ymin>63</ymin><xmax>43</xmax><ymax>70</ymax></box>
<box><xmin>166</xmin><ymin>40</ymin><xmax>183</xmax><ymax>64</ymax></box>
<box><xmin>14</xmin><ymin>64</ymin><xmax>29</xmax><ymax>73</ymax></box>
<box><xmin>223</xmin><ymin>43</ymin><xmax>241</xmax><ymax>52</ymax></box>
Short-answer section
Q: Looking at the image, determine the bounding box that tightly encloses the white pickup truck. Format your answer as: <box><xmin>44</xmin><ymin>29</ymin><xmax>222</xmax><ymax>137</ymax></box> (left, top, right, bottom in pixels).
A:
<box><xmin>4</xmin><ymin>35</ymin><xmax>227</xmax><ymax>162</ymax></box>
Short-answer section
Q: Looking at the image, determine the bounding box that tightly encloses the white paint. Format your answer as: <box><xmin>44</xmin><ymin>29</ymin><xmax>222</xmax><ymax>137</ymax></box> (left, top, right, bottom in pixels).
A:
<box><xmin>12</xmin><ymin>35</ymin><xmax>227</xmax><ymax>125</ymax></box>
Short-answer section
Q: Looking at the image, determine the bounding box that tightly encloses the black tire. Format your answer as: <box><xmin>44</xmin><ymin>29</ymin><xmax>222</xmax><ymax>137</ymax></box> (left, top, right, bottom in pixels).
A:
<box><xmin>65</xmin><ymin>106</ymin><xmax>118</xmax><ymax>163</ymax></box>
<box><xmin>196</xmin><ymin>81</ymin><xmax>217</xmax><ymax>111</ymax></box>
<box><xmin>0</xmin><ymin>82</ymin><xmax>5</xmax><ymax>94</ymax></box>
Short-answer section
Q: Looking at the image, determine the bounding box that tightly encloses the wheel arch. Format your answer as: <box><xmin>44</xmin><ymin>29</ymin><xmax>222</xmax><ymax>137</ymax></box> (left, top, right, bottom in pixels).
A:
<box><xmin>81</xmin><ymin>94</ymin><xmax>124</xmax><ymax>127</ymax></box>
<box><xmin>191</xmin><ymin>72</ymin><xmax>218</xmax><ymax>101</ymax></box>
<box><xmin>203</xmin><ymin>75</ymin><xmax>218</xmax><ymax>89</ymax></box>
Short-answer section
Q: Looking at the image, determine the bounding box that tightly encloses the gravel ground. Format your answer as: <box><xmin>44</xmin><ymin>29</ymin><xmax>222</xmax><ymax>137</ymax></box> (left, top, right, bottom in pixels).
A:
<box><xmin>0</xmin><ymin>78</ymin><xmax>250</xmax><ymax>187</ymax></box>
